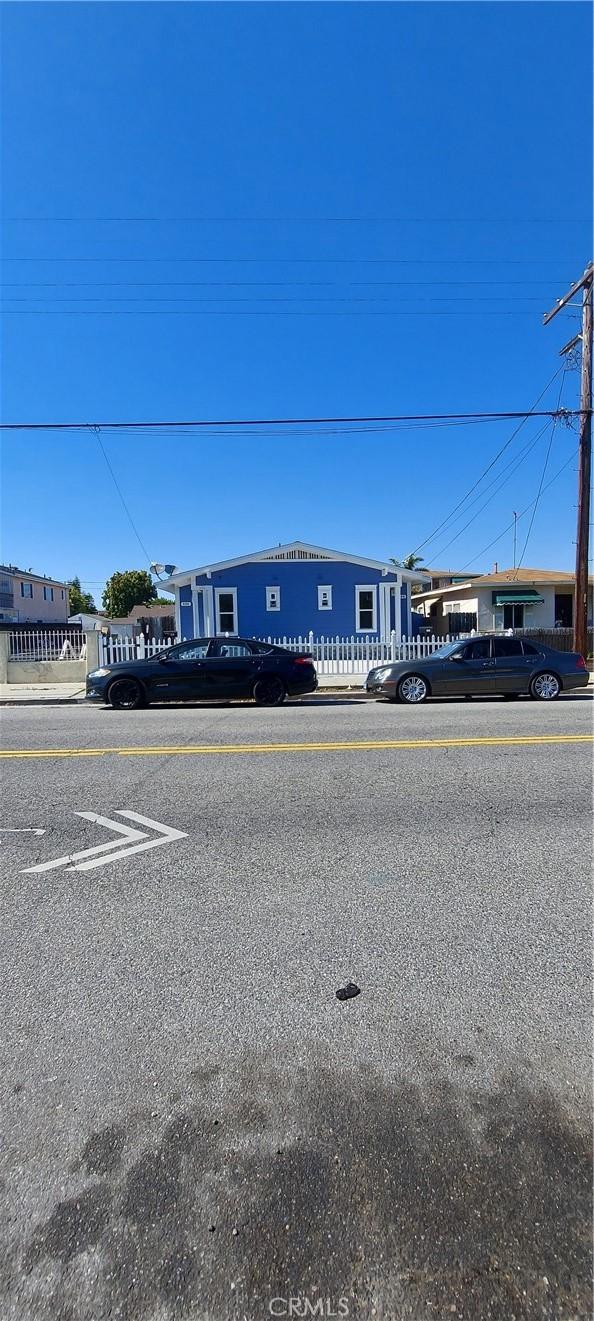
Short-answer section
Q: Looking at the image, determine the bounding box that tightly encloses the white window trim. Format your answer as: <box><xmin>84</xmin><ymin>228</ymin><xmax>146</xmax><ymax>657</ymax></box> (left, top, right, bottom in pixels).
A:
<box><xmin>266</xmin><ymin>586</ymin><xmax>281</xmax><ymax>612</ymax></box>
<box><xmin>215</xmin><ymin>586</ymin><xmax>238</xmax><ymax>635</ymax></box>
<box><xmin>317</xmin><ymin>585</ymin><xmax>333</xmax><ymax>610</ymax></box>
<box><xmin>355</xmin><ymin>584</ymin><xmax>377</xmax><ymax>633</ymax></box>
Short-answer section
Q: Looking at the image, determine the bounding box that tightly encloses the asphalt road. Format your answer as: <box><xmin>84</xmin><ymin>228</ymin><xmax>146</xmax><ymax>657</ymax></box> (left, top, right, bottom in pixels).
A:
<box><xmin>1</xmin><ymin>694</ymin><xmax>592</xmax><ymax>1321</ymax></box>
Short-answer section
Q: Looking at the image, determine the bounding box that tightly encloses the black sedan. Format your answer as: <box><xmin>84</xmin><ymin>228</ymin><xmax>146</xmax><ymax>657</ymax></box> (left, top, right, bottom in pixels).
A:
<box><xmin>86</xmin><ymin>637</ymin><xmax>317</xmax><ymax>709</ymax></box>
<box><xmin>366</xmin><ymin>635</ymin><xmax>589</xmax><ymax>703</ymax></box>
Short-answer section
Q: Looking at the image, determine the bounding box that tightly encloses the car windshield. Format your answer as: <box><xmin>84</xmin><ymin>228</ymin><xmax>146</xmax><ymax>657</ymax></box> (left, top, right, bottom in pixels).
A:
<box><xmin>430</xmin><ymin>641</ymin><xmax>463</xmax><ymax>659</ymax></box>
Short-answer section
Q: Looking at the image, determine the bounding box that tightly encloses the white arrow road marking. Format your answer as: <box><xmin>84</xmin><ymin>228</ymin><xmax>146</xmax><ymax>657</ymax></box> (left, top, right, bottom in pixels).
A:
<box><xmin>22</xmin><ymin>813</ymin><xmax>149</xmax><ymax>873</ymax></box>
<box><xmin>21</xmin><ymin>812</ymin><xmax>187</xmax><ymax>875</ymax></box>
<box><xmin>1</xmin><ymin>828</ymin><xmax>45</xmax><ymax>836</ymax></box>
<box><xmin>68</xmin><ymin>812</ymin><xmax>188</xmax><ymax>872</ymax></box>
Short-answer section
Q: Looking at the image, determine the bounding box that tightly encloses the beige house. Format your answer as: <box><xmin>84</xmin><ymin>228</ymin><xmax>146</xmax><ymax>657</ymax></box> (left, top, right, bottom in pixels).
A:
<box><xmin>413</xmin><ymin>567</ymin><xmax>594</xmax><ymax>634</ymax></box>
<box><xmin>0</xmin><ymin>564</ymin><xmax>69</xmax><ymax>624</ymax></box>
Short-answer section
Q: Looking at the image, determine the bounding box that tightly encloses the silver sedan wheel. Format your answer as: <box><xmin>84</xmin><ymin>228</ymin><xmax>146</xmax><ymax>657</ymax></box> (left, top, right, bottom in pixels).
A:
<box><xmin>531</xmin><ymin>672</ymin><xmax>560</xmax><ymax>701</ymax></box>
<box><xmin>399</xmin><ymin>674</ymin><xmax>428</xmax><ymax>704</ymax></box>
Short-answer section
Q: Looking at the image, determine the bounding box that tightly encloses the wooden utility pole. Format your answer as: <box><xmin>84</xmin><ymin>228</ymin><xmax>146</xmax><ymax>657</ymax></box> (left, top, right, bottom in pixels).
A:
<box><xmin>544</xmin><ymin>262</ymin><xmax>593</xmax><ymax>657</ymax></box>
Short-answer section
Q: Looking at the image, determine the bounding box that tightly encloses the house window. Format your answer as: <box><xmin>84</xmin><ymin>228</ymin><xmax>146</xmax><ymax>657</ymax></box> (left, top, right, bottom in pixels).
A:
<box><xmin>356</xmin><ymin>585</ymin><xmax>376</xmax><ymax>632</ymax></box>
<box><xmin>43</xmin><ymin>586</ymin><xmax>54</xmax><ymax>602</ymax></box>
<box><xmin>503</xmin><ymin>603</ymin><xmax>524</xmax><ymax>630</ymax></box>
<box><xmin>318</xmin><ymin>585</ymin><xmax>332</xmax><ymax>610</ymax></box>
<box><xmin>61</xmin><ymin>589</ymin><xmax>65</xmax><ymax>600</ymax></box>
<box><xmin>20</xmin><ymin>582</ymin><xmax>33</xmax><ymax>598</ymax></box>
<box><xmin>215</xmin><ymin>588</ymin><xmax>237</xmax><ymax>634</ymax></box>
<box><xmin>266</xmin><ymin>586</ymin><xmax>280</xmax><ymax>612</ymax></box>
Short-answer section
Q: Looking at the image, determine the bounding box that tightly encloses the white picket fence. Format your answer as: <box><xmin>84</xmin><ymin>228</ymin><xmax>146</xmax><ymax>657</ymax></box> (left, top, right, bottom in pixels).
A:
<box><xmin>9</xmin><ymin>629</ymin><xmax>87</xmax><ymax>662</ymax></box>
<box><xmin>99</xmin><ymin>631</ymin><xmax>457</xmax><ymax>673</ymax></box>
<box><xmin>257</xmin><ymin>632</ymin><xmax>457</xmax><ymax>674</ymax></box>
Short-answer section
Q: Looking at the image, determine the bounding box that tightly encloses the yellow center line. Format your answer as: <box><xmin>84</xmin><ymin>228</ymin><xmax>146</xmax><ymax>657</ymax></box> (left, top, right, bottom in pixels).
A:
<box><xmin>0</xmin><ymin>734</ymin><xmax>591</xmax><ymax>759</ymax></box>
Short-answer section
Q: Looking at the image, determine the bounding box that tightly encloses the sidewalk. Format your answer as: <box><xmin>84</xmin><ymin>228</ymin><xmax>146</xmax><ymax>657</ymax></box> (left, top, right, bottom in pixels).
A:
<box><xmin>0</xmin><ymin>683</ymin><xmax>87</xmax><ymax>705</ymax></box>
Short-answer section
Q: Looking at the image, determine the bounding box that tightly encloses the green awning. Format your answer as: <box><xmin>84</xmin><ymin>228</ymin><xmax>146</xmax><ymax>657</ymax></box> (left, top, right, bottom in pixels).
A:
<box><xmin>492</xmin><ymin>590</ymin><xmax>545</xmax><ymax>605</ymax></box>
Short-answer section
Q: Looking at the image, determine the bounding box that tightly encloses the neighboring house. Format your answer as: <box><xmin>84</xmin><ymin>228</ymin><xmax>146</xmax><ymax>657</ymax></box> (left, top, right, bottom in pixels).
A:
<box><xmin>411</xmin><ymin>567</ymin><xmax>483</xmax><ymax>595</ymax></box>
<box><xmin>69</xmin><ymin>604</ymin><xmax>176</xmax><ymax>641</ymax></box>
<box><xmin>413</xmin><ymin>567</ymin><xmax>594</xmax><ymax>634</ymax></box>
<box><xmin>69</xmin><ymin>612</ymin><xmax>109</xmax><ymax>631</ymax></box>
<box><xmin>160</xmin><ymin>541</ymin><xmax>431</xmax><ymax>641</ymax></box>
<box><xmin>0</xmin><ymin>564</ymin><xmax>69</xmax><ymax>624</ymax></box>
<box><xmin>128</xmin><ymin>603</ymin><xmax>176</xmax><ymax>640</ymax></box>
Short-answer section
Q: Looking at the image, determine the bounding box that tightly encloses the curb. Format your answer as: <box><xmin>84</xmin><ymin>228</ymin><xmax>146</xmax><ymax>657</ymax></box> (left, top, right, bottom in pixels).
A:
<box><xmin>0</xmin><ymin>697</ymin><xmax>87</xmax><ymax>707</ymax></box>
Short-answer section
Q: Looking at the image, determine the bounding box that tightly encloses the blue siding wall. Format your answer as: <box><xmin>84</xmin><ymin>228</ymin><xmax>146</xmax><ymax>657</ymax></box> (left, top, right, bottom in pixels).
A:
<box><xmin>179</xmin><ymin>583</ymin><xmax>194</xmax><ymax>639</ymax></box>
<box><xmin>189</xmin><ymin>560</ymin><xmax>403</xmax><ymax>638</ymax></box>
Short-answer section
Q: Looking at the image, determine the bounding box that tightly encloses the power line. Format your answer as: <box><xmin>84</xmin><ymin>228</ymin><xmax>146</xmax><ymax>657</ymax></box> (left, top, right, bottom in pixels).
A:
<box><xmin>407</xmin><ymin>367</ymin><xmax>565</xmax><ymax>558</ymax></box>
<box><xmin>2</xmin><ymin>295</ymin><xmax>552</xmax><ymax>304</ymax></box>
<box><xmin>458</xmin><ymin>451</ymin><xmax>578</xmax><ymax>570</ymax></box>
<box><xmin>1</xmin><ymin>256</ymin><xmax>577</xmax><ymax>264</ymax></box>
<box><xmin>4</xmin><ymin>215</ymin><xmax>590</xmax><ymax>223</ymax></box>
<box><xmin>0</xmin><ymin>407</ymin><xmax>579</xmax><ymax>432</ymax></box>
<box><xmin>94</xmin><ymin>432</ymin><xmax>152</xmax><ymax>567</ymax></box>
<box><xmin>513</xmin><ymin>373</ymin><xmax>568</xmax><ymax>575</ymax></box>
<box><xmin>1</xmin><ymin>280</ymin><xmax>566</xmax><ymax>288</ymax></box>
<box><xmin>427</xmin><ymin>419</ymin><xmax>555</xmax><ymax>564</ymax></box>
<box><xmin>1</xmin><ymin>309</ymin><xmax>565</xmax><ymax>318</ymax></box>
<box><xmin>421</xmin><ymin>419</ymin><xmax>556</xmax><ymax>554</ymax></box>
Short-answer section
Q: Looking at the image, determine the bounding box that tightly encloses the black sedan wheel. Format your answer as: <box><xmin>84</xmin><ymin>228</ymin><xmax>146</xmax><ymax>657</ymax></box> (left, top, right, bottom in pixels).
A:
<box><xmin>253</xmin><ymin>675</ymin><xmax>286</xmax><ymax>706</ymax></box>
<box><xmin>108</xmin><ymin>678</ymin><xmax>144</xmax><ymax>710</ymax></box>
<box><xmin>397</xmin><ymin>674</ymin><xmax>428</xmax><ymax>704</ymax></box>
<box><xmin>530</xmin><ymin>671</ymin><xmax>560</xmax><ymax>701</ymax></box>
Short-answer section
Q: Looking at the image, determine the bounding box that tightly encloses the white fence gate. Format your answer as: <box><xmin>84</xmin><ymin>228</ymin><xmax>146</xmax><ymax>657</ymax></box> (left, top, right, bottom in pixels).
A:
<box><xmin>99</xmin><ymin>631</ymin><xmax>456</xmax><ymax>674</ymax></box>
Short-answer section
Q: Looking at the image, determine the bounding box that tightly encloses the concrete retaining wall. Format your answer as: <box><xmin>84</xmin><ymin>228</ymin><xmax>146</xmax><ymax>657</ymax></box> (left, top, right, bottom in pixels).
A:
<box><xmin>6</xmin><ymin>660</ymin><xmax>86</xmax><ymax>684</ymax></box>
<box><xmin>0</xmin><ymin>630</ymin><xmax>99</xmax><ymax>684</ymax></box>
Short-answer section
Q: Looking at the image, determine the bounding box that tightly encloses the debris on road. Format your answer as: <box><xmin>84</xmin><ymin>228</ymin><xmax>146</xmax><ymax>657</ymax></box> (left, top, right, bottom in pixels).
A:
<box><xmin>336</xmin><ymin>982</ymin><xmax>361</xmax><ymax>1001</ymax></box>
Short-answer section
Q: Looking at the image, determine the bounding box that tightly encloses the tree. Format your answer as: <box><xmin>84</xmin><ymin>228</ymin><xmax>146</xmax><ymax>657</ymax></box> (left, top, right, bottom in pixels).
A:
<box><xmin>390</xmin><ymin>554</ymin><xmax>426</xmax><ymax>570</ymax></box>
<box><xmin>102</xmin><ymin>569</ymin><xmax>157</xmax><ymax>618</ymax></box>
<box><xmin>67</xmin><ymin>576</ymin><xmax>97</xmax><ymax>615</ymax></box>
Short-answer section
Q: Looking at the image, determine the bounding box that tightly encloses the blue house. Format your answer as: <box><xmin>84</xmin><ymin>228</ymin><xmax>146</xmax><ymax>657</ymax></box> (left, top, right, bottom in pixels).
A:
<box><xmin>161</xmin><ymin>541</ymin><xmax>430</xmax><ymax>642</ymax></box>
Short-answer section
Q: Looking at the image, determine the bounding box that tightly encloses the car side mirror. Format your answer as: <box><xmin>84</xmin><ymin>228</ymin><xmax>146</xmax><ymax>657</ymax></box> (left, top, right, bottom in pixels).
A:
<box><xmin>451</xmin><ymin>653</ymin><xmax>464</xmax><ymax>662</ymax></box>
<box><xmin>159</xmin><ymin>653</ymin><xmax>170</xmax><ymax>664</ymax></box>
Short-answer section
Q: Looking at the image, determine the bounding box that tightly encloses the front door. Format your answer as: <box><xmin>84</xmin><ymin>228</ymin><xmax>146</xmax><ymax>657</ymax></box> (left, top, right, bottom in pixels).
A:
<box><xmin>439</xmin><ymin>637</ymin><xmax>495</xmax><ymax>696</ymax></box>
<box><xmin>150</xmin><ymin>639</ymin><xmax>212</xmax><ymax>701</ymax></box>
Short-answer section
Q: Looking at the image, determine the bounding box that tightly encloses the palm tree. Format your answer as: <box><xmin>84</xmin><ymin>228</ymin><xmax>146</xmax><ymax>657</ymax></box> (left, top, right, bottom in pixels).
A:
<box><xmin>390</xmin><ymin>554</ymin><xmax>426</xmax><ymax>570</ymax></box>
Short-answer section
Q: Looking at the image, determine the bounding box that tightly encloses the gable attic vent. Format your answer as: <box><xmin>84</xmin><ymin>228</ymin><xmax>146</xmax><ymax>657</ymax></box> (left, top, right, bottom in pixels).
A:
<box><xmin>261</xmin><ymin>549</ymin><xmax>332</xmax><ymax>561</ymax></box>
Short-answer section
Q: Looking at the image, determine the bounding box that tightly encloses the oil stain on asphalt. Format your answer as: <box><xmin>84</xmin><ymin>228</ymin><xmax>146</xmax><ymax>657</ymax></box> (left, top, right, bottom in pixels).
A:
<box><xmin>4</xmin><ymin>1055</ymin><xmax>592</xmax><ymax>1321</ymax></box>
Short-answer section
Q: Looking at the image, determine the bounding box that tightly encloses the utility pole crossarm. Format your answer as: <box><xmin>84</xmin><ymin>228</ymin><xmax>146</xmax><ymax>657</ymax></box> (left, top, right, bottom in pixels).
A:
<box><xmin>543</xmin><ymin>262</ymin><xmax>594</xmax><ymax>325</ymax></box>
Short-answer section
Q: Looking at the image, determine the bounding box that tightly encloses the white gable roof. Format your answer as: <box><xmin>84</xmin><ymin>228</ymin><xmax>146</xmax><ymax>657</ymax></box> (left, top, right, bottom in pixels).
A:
<box><xmin>161</xmin><ymin>541</ymin><xmax>431</xmax><ymax>588</ymax></box>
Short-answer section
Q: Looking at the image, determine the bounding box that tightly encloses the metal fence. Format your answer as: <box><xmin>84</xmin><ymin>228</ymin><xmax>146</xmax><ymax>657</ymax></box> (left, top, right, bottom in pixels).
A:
<box><xmin>9</xmin><ymin>629</ymin><xmax>87</xmax><ymax>662</ymax></box>
<box><xmin>99</xmin><ymin>631</ymin><xmax>456</xmax><ymax>673</ymax></box>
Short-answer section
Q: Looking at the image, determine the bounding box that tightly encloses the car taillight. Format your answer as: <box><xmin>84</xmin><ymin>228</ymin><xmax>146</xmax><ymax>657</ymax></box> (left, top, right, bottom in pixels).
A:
<box><xmin>293</xmin><ymin>656</ymin><xmax>313</xmax><ymax>666</ymax></box>
<box><xmin>576</xmin><ymin>655</ymin><xmax>587</xmax><ymax>670</ymax></box>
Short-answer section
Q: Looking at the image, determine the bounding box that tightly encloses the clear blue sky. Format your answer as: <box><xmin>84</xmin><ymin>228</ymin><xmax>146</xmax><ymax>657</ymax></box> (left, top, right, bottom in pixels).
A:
<box><xmin>1</xmin><ymin>1</ymin><xmax>592</xmax><ymax>605</ymax></box>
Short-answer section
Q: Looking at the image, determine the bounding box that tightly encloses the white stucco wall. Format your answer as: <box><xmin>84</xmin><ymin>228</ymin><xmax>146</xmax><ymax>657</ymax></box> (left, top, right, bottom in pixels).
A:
<box><xmin>438</xmin><ymin>584</ymin><xmax>574</xmax><ymax>630</ymax></box>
